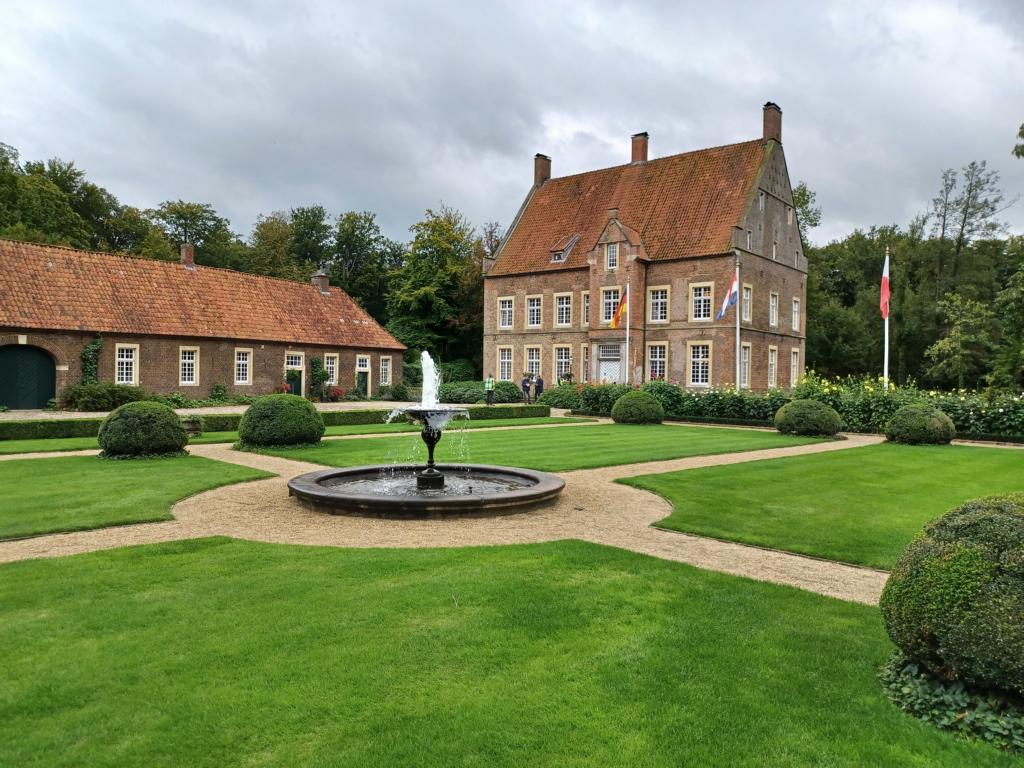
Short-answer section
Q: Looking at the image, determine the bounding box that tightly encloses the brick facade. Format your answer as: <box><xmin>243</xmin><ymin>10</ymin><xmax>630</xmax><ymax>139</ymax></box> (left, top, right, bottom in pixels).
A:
<box><xmin>483</xmin><ymin>103</ymin><xmax>806</xmax><ymax>392</ymax></box>
<box><xmin>0</xmin><ymin>329</ymin><xmax>401</xmax><ymax>401</ymax></box>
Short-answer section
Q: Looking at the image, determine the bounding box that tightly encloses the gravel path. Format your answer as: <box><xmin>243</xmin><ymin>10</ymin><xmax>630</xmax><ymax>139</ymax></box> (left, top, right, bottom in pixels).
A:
<box><xmin>0</xmin><ymin>432</ymin><xmax>889</xmax><ymax>604</ymax></box>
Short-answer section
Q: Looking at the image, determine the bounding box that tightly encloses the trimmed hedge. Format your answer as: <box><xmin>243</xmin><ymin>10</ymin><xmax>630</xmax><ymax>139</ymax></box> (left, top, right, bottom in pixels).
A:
<box><xmin>62</xmin><ymin>382</ymin><xmax>148</xmax><ymax>411</ymax></box>
<box><xmin>439</xmin><ymin>380</ymin><xmax>522</xmax><ymax>404</ymax></box>
<box><xmin>611</xmin><ymin>391</ymin><xmax>664</xmax><ymax>424</ymax></box>
<box><xmin>774</xmin><ymin>399</ymin><xmax>843</xmax><ymax>436</ymax></box>
<box><xmin>97</xmin><ymin>402</ymin><xmax>187</xmax><ymax>457</ymax></box>
<box><xmin>0</xmin><ymin>417</ymin><xmax>105</xmax><ymax>440</ymax></box>
<box><xmin>538</xmin><ymin>383</ymin><xmax>583</xmax><ymax>409</ymax></box>
<box><xmin>885</xmin><ymin>404</ymin><xmax>955</xmax><ymax>445</ymax></box>
<box><xmin>880</xmin><ymin>493</ymin><xmax>1024</xmax><ymax>696</ymax></box>
<box><xmin>238</xmin><ymin>395</ymin><xmax>325</xmax><ymax>447</ymax></box>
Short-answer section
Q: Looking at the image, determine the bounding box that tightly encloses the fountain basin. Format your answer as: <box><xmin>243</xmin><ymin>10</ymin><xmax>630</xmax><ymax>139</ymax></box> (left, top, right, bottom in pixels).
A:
<box><xmin>288</xmin><ymin>463</ymin><xmax>565</xmax><ymax>518</ymax></box>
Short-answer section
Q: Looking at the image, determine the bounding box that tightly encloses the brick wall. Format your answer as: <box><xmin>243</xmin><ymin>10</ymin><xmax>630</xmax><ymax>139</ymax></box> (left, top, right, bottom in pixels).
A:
<box><xmin>0</xmin><ymin>328</ymin><xmax>402</xmax><ymax>401</ymax></box>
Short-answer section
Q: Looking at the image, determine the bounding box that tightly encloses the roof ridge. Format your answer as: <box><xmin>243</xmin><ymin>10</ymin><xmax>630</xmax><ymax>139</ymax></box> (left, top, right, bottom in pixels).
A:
<box><xmin>543</xmin><ymin>137</ymin><xmax>764</xmax><ymax>184</ymax></box>
<box><xmin>0</xmin><ymin>237</ymin><xmax>327</xmax><ymax>293</ymax></box>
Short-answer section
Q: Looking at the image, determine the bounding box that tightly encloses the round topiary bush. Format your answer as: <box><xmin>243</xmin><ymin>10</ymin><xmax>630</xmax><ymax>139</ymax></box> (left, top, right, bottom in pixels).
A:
<box><xmin>885</xmin><ymin>404</ymin><xmax>955</xmax><ymax>445</ymax></box>
<box><xmin>238</xmin><ymin>394</ymin><xmax>325</xmax><ymax>447</ymax></box>
<box><xmin>611</xmin><ymin>390</ymin><xmax>665</xmax><ymax>424</ymax></box>
<box><xmin>880</xmin><ymin>493</ymin><xmax>1024</xmax><ymax>696</ymax></box>
<box><xmin>97</xmin><ymin>401</ymin><xmax>187</xmax><ymax>457</ymax></box>
<box><xmin>773</xmin><ymin>398</ymin><xmax>842</xmax><ymax>436</ymax></box>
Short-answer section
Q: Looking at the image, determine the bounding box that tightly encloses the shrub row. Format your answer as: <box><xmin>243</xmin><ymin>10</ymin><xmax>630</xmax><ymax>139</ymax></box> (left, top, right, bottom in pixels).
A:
<box><xmin>61</xmin><ymin>381</ymin><xmax>254</xmax><ymax>411</ymax></box>
<box><xmin>0</xmin><ymin>404</ymin><xmax>551</xmax><ymax>441</ymax></box>
<box><xmin>539</xmin><ymin>373</ymin><xmax>1024</xmax><ymax>438</ymax></box>
<box><xmin>438</xmin><ymin>380</ymin><xmax>522</xmax><ymax>404</ymax></box>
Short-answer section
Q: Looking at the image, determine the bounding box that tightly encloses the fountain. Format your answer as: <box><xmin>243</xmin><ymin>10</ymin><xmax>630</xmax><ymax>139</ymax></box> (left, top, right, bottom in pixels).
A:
<box><xmin>287</xmin><ymin>352</ymin><xmax>564</xmax><ymax>517</ymax></box>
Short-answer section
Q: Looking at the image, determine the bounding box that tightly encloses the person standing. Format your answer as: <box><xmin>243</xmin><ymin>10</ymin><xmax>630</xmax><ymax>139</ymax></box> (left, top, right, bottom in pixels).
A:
<box><xmin>521</xmin><ymin>373</ymin><xmax>532</xmax><ymax>404</ymax></box>
<box><xmin>484</xmin><ymin>373</ymin><xmax>495</xmax><ymax>406</ymax></box>
<box><xmin>534</xmin><ymin>374</ymin><xmax>544</xmax><ymax>402</ymax></box>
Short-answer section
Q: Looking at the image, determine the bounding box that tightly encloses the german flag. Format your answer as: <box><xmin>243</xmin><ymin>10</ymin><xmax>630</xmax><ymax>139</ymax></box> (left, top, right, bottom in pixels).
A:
<box><xmin>609</xmin><ymin>286</ymin><xmax>628</xmax><ymax>329</ymax></box>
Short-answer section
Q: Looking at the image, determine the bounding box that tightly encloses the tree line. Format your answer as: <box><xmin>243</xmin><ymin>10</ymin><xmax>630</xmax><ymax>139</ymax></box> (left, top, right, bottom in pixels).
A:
<box><xmin>0</xmin><ymin>141</ymin><xmax>500</xmax><ymax>380</ymax></box>
<box><xmin>798</xmin><ymin>159</ymin><xmax>1023</xmax><ymax>391</ymax></box>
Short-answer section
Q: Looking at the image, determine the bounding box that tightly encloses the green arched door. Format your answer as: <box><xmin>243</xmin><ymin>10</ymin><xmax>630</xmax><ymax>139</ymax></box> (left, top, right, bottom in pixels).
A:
<box><xmin>0</xmin><ymin>345</ymin><xmax>56</xmax><ymax>410</ymax></box>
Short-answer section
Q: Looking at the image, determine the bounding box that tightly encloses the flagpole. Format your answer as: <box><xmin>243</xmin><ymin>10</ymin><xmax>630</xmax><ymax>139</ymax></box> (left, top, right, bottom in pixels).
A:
<box><xmin>883</xmin><ymin>246</ymin><xmax>890</xmax><ymax>390</ymax></box>
<box><xmin>624</xmin><ymin>280</ymin><xmax>631</xmax><ymax>385</ymax></box>
<box><xmin>734</xmin><ymin>252</ymin><xmax>741</xmax><ymax>389</ymax></box>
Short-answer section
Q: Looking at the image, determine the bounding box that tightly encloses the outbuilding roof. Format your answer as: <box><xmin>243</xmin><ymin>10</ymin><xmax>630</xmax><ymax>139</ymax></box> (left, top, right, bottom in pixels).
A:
<box><xmin>0</xmin><ymin>239</ymin><xmax>405</xmax><ymax>350</ymax></box>
<box><xmin>489</xmin><ymin>139</ymin><xmax>769</xmax><ymax>276</ymax></box>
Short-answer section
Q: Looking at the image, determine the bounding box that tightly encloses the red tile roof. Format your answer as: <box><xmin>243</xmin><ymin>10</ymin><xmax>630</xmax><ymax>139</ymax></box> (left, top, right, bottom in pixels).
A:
<box><xmin>0</xmin><ymin>239</ymin><xmax>405</xmax><ymax>350</ymax></box>
<box><xmin>489</xmin><ymin>139</ymin><xmax>769</xmax><ymax>276</ymax></box>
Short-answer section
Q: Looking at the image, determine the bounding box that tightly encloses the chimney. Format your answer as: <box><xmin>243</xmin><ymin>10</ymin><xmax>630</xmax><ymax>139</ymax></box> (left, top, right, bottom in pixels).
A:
<box><xmin>763</xmin><ymin>102</ymin><xmax>782</xmax><ymax>143</ymax></box>
<box><xmin>180</xmin><ymin>242</ymin><xmax>195</xmax><ymax>268</ymax></box>
<box><xmin>607</xmin><ymin>207</ymin><xmax>619</xmax><ymax>221</ymax></box>
<box><xmin>534</xmin><ymin>153</ymin><xmax>551</xmax><ymax>185</ymax></box>
<box><xmin>311</xmin><ymin>269</ymin><xmax>330</xmax><ymax>294</ymax></box>
<box><xmin>631</xmin><ymin>132</ymin><xmax>649</xmax><ymax>163</ymax></box>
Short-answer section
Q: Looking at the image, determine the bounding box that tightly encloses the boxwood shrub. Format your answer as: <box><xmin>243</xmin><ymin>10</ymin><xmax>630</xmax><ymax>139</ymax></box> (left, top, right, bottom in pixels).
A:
<box><xmin>238</xmin><ymin>394</ymin><xmax>325</xmax><ymax>447</ymax></box>
<box><xmin>97</xmin><ymin>401</ymin><xmax>187</xmax><ymax>457</ymax></box>
<box><xmin>611</xmin><ymin>391</ymin><xmax>664</xmax><ymax>424</ymax></box>
<box><xmin>880</xmin><ymin>493</ymin><xmax>1024</xmax><ymax>696</ymax></box>
<box><xmin>773</xmin><ymin>398</ymin><xmax>842</xmax><ymax>436</ymax></box>
<box><xmin>885</xmin><ymin>404</ymin><xmax>956</xmax><ymax>444</ymax></box>
<box><xmin>62</xmin><ymin>382</ymin><xmax>148</xmax><ymax>411</ymax></box>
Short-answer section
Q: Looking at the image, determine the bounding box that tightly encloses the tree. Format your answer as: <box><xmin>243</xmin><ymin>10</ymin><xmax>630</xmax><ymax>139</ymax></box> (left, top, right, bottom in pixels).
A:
<box><xmin>147</xmin><ymin>200</ymin><xmax>241</xmax><ymax>268</ymax></box>
<box><xmin>1014</xmin><ymin>124</ymin><xmax>1024</xmax><ymax>159</ymax></box>
<box><xmin>989</xmin><ymin>246</ymin><xmax>1024</xmax><ymax>389</ymax></box>
<box><xmin>247</xmin><ymin>213</ymin><xmax>307</xmax><ymax>279</ymax></box>
<box><xmin>328</xmin><ymin>211</ymin><xmax>403</xmax><ymax>324</ymax></box>
<box><xmin>10</xmin><ymin>173</ymin><xmax>89</xmax><ymax>246</ymax></box>
<box><xmin>791</xmin><ymin>181</ymin><xmax>821</xmax><ymax>246</ymax></box>
<box><xmin>288</xmin><ymin>205</ymin><xmax>332</xmax><ymax>268</ymax></box>
<box><xmin>924</xmin><ymin>293</ymin><xmax>995</xmax><ymax>389</ymax></box>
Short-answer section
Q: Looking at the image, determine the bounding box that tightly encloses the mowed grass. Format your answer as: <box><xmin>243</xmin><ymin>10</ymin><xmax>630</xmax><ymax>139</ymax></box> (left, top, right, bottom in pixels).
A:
<box><xmin>626</xmin><ymin>443</ymin><xmax>1024</xmax><ymax>569</ymax></box>
<box><xmin>256</xmin><ymin>424</ymin><xmax>822</xmax><ymax>472</ymax></box>
<box><xmin>0</xmin><ymin>538</ymin><xmax>1013</xmax><ymax>767</ymax></box>
<box><xmin>0</xmin><ymin>417</ymin><xmax>591</xmax><ymax>455</ymax></box>
<box><xmin>0</xmin><ymin>456</ymin><xmax>272</xmax><ymax>539</ymax></box>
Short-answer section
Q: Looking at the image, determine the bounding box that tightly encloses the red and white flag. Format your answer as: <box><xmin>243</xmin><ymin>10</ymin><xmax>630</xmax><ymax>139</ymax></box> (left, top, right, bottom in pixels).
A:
<box><xmin>880</xmin><ymin>252</ymin><xmax>891</xmax><ymax>320</ymax></box>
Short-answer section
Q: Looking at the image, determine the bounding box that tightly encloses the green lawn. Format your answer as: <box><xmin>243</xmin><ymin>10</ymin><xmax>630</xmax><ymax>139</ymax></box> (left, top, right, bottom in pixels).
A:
<box><xmin>0</xmin><ymin>417</ymin><xmax>591</xmax><ymax>455</ymax></box>
<box><xmin>626</xmin><ymin>443</ymin><xmax>1024</xmax><ymax>569</ymax></box>
<box><xmin>0</xmin><ymin>538</ymin><xmax>1012</xmax><ymax>767</ymax></box>
<box><xmin>255</xmin><ymin>424</ymin><xmax>822</xmax><ymax>472</ymax></box>
<box><xmin>0</xmin><ymin>456</ymin><xmax>272</xmax><ymax>539</ymax></box>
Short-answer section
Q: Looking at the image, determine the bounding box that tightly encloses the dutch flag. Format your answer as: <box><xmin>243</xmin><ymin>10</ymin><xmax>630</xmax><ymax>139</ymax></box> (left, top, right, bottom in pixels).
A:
<box><xmin>716</xmin><ymin>267</ymin><xmax>740</xmax><ymax>320</ymax></box>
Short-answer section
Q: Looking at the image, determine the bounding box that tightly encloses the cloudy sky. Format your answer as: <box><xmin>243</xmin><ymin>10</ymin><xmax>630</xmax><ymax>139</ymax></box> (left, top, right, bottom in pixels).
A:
<box><xmin>2</xmin><ymin>0</ymin><xmax>1022</xmax><ymax>245</ymax></box>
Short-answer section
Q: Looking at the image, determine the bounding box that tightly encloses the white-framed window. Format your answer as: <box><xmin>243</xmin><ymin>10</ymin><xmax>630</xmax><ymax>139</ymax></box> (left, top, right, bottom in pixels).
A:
<box><xmin>286</xmin><ymin>352</ymin><xmax>304</xmax><ymax>370</ymax></box>
<box><xmin>690</xmin><ymin>283</ymin><xmax>712</xmax><ymax>321</ymax></box>
<box><xmin>601</xmin><ymin>287</ymin><xmax>621</xmax><ymax>323</ymax></box>
<box><xmin>647</xmin><ymin>343</ymin><xmax>667</xmax><ymax>381</ymax></box>
<box><xmin>790</xmin><ymin>348</ymin><xmax>800</xmax><ymax>387</ymax></box>
<box><xmin>356</xmin><ymin>355</ymin><xmax>370</xmax><ymax>371</ymax></box>
<box><xmin>497</xmin><ymin>347</ymin><xmax>513</xmax><ymax>381</ymax></box>
<box><xmin>380</xmin><ymin>356</ymin><xmax>392</xmax><ymax>386</ymax></box>
<box><xmin>740</xmin><ymin>343</ymin><xmax>751</xmax><ymax>389</ymax></box>
<box><xmin>688</xmin><ymin>342</ymin><xmax>711</xmax><ymax>387</ymax></box>
<box><xmin>606</xmin><ymin>243</ymin><xmax>618</xmax><ymax>270</ymax></box>
<box><xmin>178</xmin><ymin>346</ymin><xmax>198</xmax><ymax>387</ymax></box>
<box><xmin>648</xmin><ymin>286</ymin><xmax>669</xmax><ymax>322</ymax></box>
<box><xmin>582</xmin><ymin>292</ymin><xmax>590</xmax><ymax>326</ymax></box>
<box><xmin>768</xmin><ymin>346</ymin><xmax>778</xmax><ymax>389</ymax></box>
<box><xmin>792</xmin><ymin>298</ymin><xmax>801</xmax><ymax>332</ymax></box>
<box><xmin>758</xmin><ymin>190</ymin><xmax>765</xmax><ymax>211</ymax></box>
<box><xmin>234</xmin><ymin>348</ymin><xmax>252</xmax><ymax>386</ymax></box>
<box><xmin>554</xmin><ymin>345</ymin><xmax>572</xmax><ymax>381</ymax></box>
<box><xmin>581</xmin><ymin>343</ymin><xmax>590</xmax><ymax>383</ymax></box>
<box><xmin>769</xmin><ymin>292</ymin><xmax>779</xmax><ymax>327</ymax></box>
<box><xmin>741</xmin><ymin>284</ymin><xmax>752</xmax><ymax>322</ymax></box>
<box><xmin>324</xmin><ymin>353</ymin><xmax>338</xmax><ymax>385</ymax></box>
<box><xmin>526</xmin><ymin>296</ymin><xmax>542</xmax><ymax>327</ymax></box>
<box><xmin>525</xmin><ymin>346</ymin><xmax>541</xmax><ymax>378</ymax></box>
<box><xmin>498</xmin><ymin>297</ymin><xmax>513</xmax><ymax>329</ymax></box>
<box><xmin>554</xmin><ymin>293</ymin><xmax>572</xmax><ymax>327</ymax></box>
<box><xmin>115</xmin><ymin>343</ymin><xmax>139</xmax><ymax>385</ymax></box>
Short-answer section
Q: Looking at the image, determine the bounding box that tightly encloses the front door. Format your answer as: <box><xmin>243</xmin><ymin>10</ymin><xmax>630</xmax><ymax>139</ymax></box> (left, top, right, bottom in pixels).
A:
<box><xmin>356</xmin><ymin>371</ymin><xmax>368</xmax><ymax>398</ymax></box>
<box><xmin>0</xmin><ymin>345</ymin><xmax>56</xmax><ymax>409</ymax></box>
<box><xmin>287</xmin><ymin>370</ymin><xmax>303</xmax><ymax>396</ymax></box>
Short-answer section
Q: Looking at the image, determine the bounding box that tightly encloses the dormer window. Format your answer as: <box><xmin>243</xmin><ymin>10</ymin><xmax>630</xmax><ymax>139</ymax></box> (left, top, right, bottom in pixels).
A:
<box><xmin>606</xmin><ymin>243</ymin><xmax>619</xmax><ymax>270</ymax></box>
<box><xmin>550</xmin><ymin>233</ymin><xmax>579</xmax><ymax>263</ymax></box>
